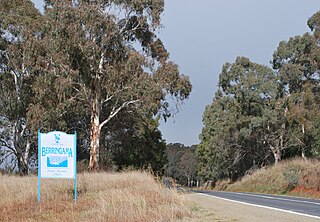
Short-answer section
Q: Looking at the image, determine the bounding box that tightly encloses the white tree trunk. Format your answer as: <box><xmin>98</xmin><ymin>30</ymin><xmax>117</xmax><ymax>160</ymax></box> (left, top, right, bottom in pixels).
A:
<box><xmin>89</xmin><ymin>94</ymin><xmax>101</xmax><ymax>171</ymax></box>
<box><xmin>88</xmin><ymin>67</ymin><xmax>139</xmax><ymax>170</ymax></box>
<box><xmin>14</xmin><ymin>118</ymin><xmax>29</xmax><ymax>175</ymax></box>
<box><xmin>301</xmin><ymin>124</ymin><xmax>307</xmax><ymax>160</ymax></box>
<box><xmin>270</xmin><ymin>144</ymin><xmax>281</xmax><ymax>165</ymax></box>
<box><xmin>273</xmin><ymin>150</ymin><xmax>281</xmax><ymax>165</ymax></box>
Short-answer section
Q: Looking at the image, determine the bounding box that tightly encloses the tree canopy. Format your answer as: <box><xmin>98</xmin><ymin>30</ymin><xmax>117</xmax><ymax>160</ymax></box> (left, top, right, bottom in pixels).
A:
<box><xmin>0</xmin><ymin>0</ymin><xmax>191</xmax><ymax>174</ymax></box>
<box><xmin>199</xmin><ymin>11</ymin><xmax>320</xmax><ymax>182</ymax></box>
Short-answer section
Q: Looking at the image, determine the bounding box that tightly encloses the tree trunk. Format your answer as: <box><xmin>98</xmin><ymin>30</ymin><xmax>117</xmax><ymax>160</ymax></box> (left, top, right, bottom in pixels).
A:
<box><xmin>273</xmin><ymin>150</ymin><xmax>281</xmax><ymax>165</ymax></box>
<box><xmin>301</xmin><ymin>124</ymin><xmax>307</xmax><ymax>160</ymax></box>
<box><xmin>17</xmin><ymin>155</ymin><xmax>28</xmax><ymax>175</ymax></box>
<box><xmin>270</xmin><ymin>145</ymin><xmax>281</xmax><ymax>165</ymax></box>
<box><xmin>301</xmin><ymin>150</ymin><xmax>306</xmax><ymax>160</ymax></box>
<box><xmin>89</xmin><ymin>87</ymin><xmax>101</xmax><ymax>171</ymax></box>
<box><xmin>17</xmin><ymin>140</ymin><xmax>30</xmax><ymax>175</ymax></box>
<box><xmin>14</xmin><ymin>118</ymin><xmax>29</xmax><ymax>175</ymax></box>
<box><xmin>272</xmin><ymin>122</ymin><xmax>285</xmax><ymax>165</ymax></box>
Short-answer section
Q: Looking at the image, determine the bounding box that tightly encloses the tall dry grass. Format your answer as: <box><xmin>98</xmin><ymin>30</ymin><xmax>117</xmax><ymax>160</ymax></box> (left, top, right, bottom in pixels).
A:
<box><xmin>226</xmin><ymin>158</ymin><xmax>320</xmax><ymax>198</ymax></box>
<box><xmin>0</xmin><ymin>171</ymin><xmax>190</xmax><ymax>222</ymax></box>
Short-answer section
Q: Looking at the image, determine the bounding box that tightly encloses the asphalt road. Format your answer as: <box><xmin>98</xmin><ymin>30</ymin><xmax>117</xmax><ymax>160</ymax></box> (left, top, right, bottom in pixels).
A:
<box><xmin>195</xmin><ymin>190</ymin><xmax>320</xmax><ymax>219</ymax></box>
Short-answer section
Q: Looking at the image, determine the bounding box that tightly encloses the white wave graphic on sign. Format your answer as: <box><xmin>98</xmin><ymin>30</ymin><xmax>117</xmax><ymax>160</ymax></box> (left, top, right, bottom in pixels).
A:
<box><xmin>47</xmin><ymin>156</ymin><xmax>68</xmax><ymax>168</ymax></box>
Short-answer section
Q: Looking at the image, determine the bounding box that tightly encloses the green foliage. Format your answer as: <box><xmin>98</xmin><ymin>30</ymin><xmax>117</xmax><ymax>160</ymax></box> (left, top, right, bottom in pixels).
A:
<box><xmin>0</xmin><ymin>0</ymin><xmax>191</xmax><ymax>173</ymax></box>
<box><xmin>164</xmin><ymin>143</ymin><xmax>198</xmax><ymax>185</ymax></box>
<box><xmin>308</xmin><ymin>11</ymin><xmax>320</xmax><ymax>40</ymax></box>
<box><xmin>272</xmin><ymin>33</ymin><xmax>320</xmax><ymax>94</ymax></box>
<box><xmin>272</xmin><ymin>14</ymin><xmax>320</xmax><ymax>159</ymax></box>
<box><xmin>35</xmin><ymin>0</ymin><xmax>192</xmax><ymax>170</ymax></box>
<box><xmin>107</xmin><ymin>114</ymin><xmax>167</xmax><ymax>174</ymax></box>
<box><xmin>283</xmin><ymin>168</ymin><xmax>299</xmax><ymax>192</ymax></box>
<box><xmin>198</xmin><ymin>11</ymin><xmax>320</xmax><ymax>183</ymax></box>
<box><xmin>0</xmin><ymin>0</ymin><xmax>42</xmax><ymax>174</ymax></box>
<box><xmin>199</xmin><ymin>57</ymin><xmax>279</xmax><ymax>182</ymax></box>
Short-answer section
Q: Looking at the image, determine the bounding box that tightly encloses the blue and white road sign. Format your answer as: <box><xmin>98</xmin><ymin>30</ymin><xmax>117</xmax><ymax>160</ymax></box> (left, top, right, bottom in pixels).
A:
<box><xmin>39</xmin><ymin>131</ymin><xmax>76</xmax><ymax>178</ymax></box>
<box><xmin>38</xmin><ymin>131</ymin><xmax>77</xmax><ymax>203</ymax></box>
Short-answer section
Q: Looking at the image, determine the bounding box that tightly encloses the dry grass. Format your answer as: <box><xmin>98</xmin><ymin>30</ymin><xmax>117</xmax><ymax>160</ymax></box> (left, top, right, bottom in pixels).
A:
<box><xmin>225</xmin><ymin>158</ymin><xmax>320</xmax><ymax>198</ymax></box>
<box><xmin>0</xmin><ymin>171</ymin><xmax>190</xmax><ymax>222</ymax></box>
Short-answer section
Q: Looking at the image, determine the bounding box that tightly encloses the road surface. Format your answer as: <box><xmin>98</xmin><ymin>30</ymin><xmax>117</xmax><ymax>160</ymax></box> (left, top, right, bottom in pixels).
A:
<box><xmin>192</xmin><ymin>190</ymin><xmax>320</xmax><ymax>221</ymax></box>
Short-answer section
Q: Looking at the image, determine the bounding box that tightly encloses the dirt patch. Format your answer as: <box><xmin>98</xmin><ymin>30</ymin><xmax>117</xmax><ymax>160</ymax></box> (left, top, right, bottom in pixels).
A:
<box><xmin>290</xmin><ymin>186</ymin><xmax>320</xmax><ymax>198</ymax></box>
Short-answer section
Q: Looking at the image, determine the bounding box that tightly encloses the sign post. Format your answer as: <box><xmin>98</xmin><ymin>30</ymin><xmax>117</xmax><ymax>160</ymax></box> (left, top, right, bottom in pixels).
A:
<box><xmin>38</xmin><ymin>131</ymin><xmax>77</xmax><ymax>203</ymax></box>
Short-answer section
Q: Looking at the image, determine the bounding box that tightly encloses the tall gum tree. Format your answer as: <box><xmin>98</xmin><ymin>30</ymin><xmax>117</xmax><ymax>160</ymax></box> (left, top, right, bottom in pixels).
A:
<box><xmin>198</xmin><ymin>91</ymin><xmax>240</xmax><ymax>181</ymax></box>
<box><xmin>0</xmin><ymin>0</ymin><xmax>41</xmax><ymax>174</ymax></box>
<box><xmin>219</xmin><ymin>57</ymin><xmax>284</xmax><ymax>164</ymax></box>
<box><xmin>40</xmin><ymin>0</ymin><xmax>191</xmax><ymax>171</ymax></box>
<box><xmin>198</xmin><ymin>57</ymin><xmax>282</xmax><ymax>182</ymax></box>
<box><xmin>273</xmin><ymin>14</ymin><xmax>320</xmax><ymax>159</ymax></box>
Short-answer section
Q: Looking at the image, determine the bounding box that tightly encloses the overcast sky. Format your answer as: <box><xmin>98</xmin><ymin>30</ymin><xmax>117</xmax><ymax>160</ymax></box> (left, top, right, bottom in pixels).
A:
<box><xmin>33</xmin><ymin>0</ymin><xmax>320</xmax><ymax>146</ymax></box>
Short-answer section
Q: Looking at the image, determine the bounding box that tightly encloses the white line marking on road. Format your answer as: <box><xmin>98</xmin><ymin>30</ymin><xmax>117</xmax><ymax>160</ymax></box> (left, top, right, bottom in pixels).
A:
<box><xmin>197</xmin><ymin>193</ymin><xmax>320</xmax><ymax>220</ymax></box>
<box><xmin>232</xmin><ymin>192</ymin><xmax>320</xmax><ymax>206</ymax></box>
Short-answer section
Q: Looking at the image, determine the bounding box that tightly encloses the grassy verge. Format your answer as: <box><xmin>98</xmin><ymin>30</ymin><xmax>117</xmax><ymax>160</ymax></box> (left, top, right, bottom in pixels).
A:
<box><xmin>224</xmin><ymin>158</ymin><xmax>320</xmax><ymax>198</ymax></box>
<box><xmin>0</xmin><ymin>171</ymin><xmax>190</xmax><ymax>222</ymax></box>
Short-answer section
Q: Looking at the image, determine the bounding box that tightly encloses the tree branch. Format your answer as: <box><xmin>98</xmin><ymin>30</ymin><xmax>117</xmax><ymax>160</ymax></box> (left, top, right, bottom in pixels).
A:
<box><xmin>0</xmin><ymin>139</ymin><xmax>16</xmax><ymax>153</ymax></box>
<box><xmin>100</xmin><ymin>94</ymin><xmax>114</xmax><ymax>107</ymax></box>
<box><xmin>0</xmin><ymin>151</ymin><xmax>15</xmax><ymax>165</ymax></box>
<box><xmin>99</xmin><ymin>52</ymin><xmax>105</xmax><ymax>74</ymax></box>
<box><xmin>99</xmin><ymin>99</ymin><xmax>139</xmax><ymax>131</ymax></box>
<box><xmin>100</xmin><ymin>86</ymin><xmax>133</xmax><ymax>108</ymax></box>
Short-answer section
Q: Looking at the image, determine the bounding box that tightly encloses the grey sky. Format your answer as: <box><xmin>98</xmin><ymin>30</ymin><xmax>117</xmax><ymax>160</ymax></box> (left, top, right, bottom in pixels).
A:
<box><xmin>32</xmin><ymin>0</ymin><xmax>320</xmax><ymax>146</ymax></box>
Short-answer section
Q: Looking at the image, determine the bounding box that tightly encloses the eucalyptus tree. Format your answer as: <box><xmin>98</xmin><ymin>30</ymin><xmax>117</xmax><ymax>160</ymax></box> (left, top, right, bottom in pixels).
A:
<box><xmin>272</xmin><ymin>33</ymin><xmax>320</xmax><ymax>95</ymax></box>
<box><xmin>106</xmin><ymin>111</ymin><xmax>167</xmax><ymax>173</ymax></box>
<box><xmin>308</xmin><ymin>11</ymin><xmax>320</xmax><ymax>41</ymax></box>
<box><xmin>199</xmin><ymin>57</ymin><xmax>284</xmax><ymax>182</ymax></box>
<box><xmin>281</xmin><ymin>83</ymin><xmax>320</xmax><ymax>159</ymax></box>
<box><xmin>272</xmin><ymin>12</ymin><xmax>320</xmax><ymax>159</ymax></box>
<box><xmin>164</xmin><ymin>143</ymin><xmax>198</xmax><ymax>185</ymax></box>
<box><xmin>179</xmin><ymin>145</ymin><xmax>197</xmax><ymax>186</ymax></box>
<box><xmin>219</xmin><ymin>57</ymin><xmax>285</xmax><ymax>164</ymax></box>
<box><xmin>164</xmin><ymin>143</ymin><xmax>186</xmax><ymax>182</ymax></box>
<box><xmin>198</xmin><ymin>91</ymin><xmax>240</xmax><ymax>181</ymax></box>
<box><xmin>0</xmin><ymin>0</ymin><xmax>41</xmax><ymax>174</ymax></box>
<box><xmin>37</xmin><ymin>0</ymin><xmax>191</xmax><ymax>171</ymax></box>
